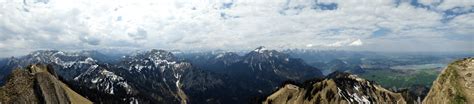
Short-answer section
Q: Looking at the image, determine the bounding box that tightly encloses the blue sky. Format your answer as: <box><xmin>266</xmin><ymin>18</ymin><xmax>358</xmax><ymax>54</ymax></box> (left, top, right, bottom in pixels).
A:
<box><xmin>0</xmin><ymin>0</ymin><xmax>473</xmax><ymax>57</ymax></box>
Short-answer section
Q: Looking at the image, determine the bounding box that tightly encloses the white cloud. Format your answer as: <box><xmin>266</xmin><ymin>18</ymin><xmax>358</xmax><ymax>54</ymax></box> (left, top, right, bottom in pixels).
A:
<box><xmin>438</xmin><ymin>0</ymin><xmax>474</xmax><ymax>10</ymax></box>
<box><xmin>0</xmin><ymin>0</ymin><xmax>472</xmax><ymax>57</ymax></box>
<box><xmin>322</xmin><ymin>38</ymin><xmax>363</xmax><ymax>47</ymax></box>
<box><xmin>349</xmin><ymin>39</ymin><xmax>363</xmax><ymax>46</ymax></box>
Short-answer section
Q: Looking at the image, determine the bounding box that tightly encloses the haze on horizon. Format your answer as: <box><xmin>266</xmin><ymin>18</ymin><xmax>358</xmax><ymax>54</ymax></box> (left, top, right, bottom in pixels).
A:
<box><xmin>0</xmin><ymin>0</ymin><xmax>473</xmax><ymax>57</ymax></box>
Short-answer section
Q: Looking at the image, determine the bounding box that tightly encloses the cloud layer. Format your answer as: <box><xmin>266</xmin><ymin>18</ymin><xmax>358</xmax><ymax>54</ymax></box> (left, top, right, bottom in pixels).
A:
<box><xmin>0</xmin><ymin>0</ymin><xmax>473</xmax><ymax>57</ymax></box>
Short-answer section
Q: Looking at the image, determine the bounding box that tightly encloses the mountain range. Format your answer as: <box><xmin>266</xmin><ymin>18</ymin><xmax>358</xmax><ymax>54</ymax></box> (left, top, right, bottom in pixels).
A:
<box><xmin>0</xmin><ymin>47</ymin><xmax>324</xmax><ymax>103</ymax></box>
<box><xmin>0</xmin><ymin>47</ymin><xmax>472</xmax><ymax>104</ymax></box>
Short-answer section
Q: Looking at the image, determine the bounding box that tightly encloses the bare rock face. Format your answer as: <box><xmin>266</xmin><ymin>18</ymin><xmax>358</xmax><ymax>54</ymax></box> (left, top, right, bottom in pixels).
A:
<box><xmin>0</xmin><ymin>67</ymin><xmax>38</xmax><ymax>103</ymax></box>
<box><xmin>423</xmin><ymin>58</ymin><xmax>474</xmax><ymax>104</ymax></box>
<box><xmin>0</xmin><ymin>64</ymin><xmax>92</xmax><ymax>104</ymax></box>
<box><xmin>263</xmin><ymin>72</ymin><xmax>406</xmax><ymax>104</ymax></box>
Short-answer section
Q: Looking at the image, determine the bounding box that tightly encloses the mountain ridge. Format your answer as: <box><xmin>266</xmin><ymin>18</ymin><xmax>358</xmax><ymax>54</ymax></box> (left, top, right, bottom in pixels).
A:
<box><xmin>4</xmin><ymin>48</ymin><xmax>469</xmax><ymax>104</ymax></box>
<box><xmin>262</xmin><ymin>71</ymin><xmax>406</xmax><ymax>104</ymax></box>
<box><xmin>0</xmin><ymin>64</ymin><xmax>92</xmax><ymax>104</ymax></box>
<box><xmin>423</xmin><ymin>57</ymin><xmax>474</xmax><ymax>104</ymax></box>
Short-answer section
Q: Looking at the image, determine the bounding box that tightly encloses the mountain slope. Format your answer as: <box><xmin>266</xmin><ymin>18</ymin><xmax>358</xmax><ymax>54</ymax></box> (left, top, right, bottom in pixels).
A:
<box><xmin>178</xmin><ymin>51</ymin><xmax>242</xmax><ymax>73</ymax></box>
<box><xmin>423</xmin><ymin>57</ymin><xmax>474</xmax><ymax>104</ymax></box>
<box><xmin>178</xmin><ymin>47</ymin><xmax>325</xmax><ymax>102</ymax></box>
<box><xmin>228</xmin><ymin>46</ymin><xmax>323</xmax><ymax>93</ymax></box>
<box><xmin>113</xmin><ymin>49</ymin><xmax>243</xmax><ymax>103</ymax></box>
<box><xmin>0</xmin><ymin>64</ymin><xmax>92</xmax><ymax>104</ymax></box>
<box><xmin>263</xmin><ymin>72</ymin><xmax>405</xmax><ymax>104</ymax></box>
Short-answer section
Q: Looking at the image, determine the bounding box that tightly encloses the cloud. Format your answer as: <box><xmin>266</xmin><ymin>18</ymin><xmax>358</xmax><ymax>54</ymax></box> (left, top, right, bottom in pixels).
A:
<box><xmin>323</xmin><ymin>38</ymin><xmax>363</xmax><ymax>47</ymax></box>
<box><xmin>0</xmin><ymin>0</ymin><xmax>473</xmax><ymax>57</ymax></box>
<box><xmin>79</xmin><ymin>35</ymin><xmax>101</xmax><ymax>45</ymax></box>
<box><xmin>349</xmin><ymin>39</ymin><xmax>363</xmax><ymax>46</ymax></box>
<box><xmin>127</xmin><ymin>27</ymin><xmax>147</xmax><ymax>40</ymax></box>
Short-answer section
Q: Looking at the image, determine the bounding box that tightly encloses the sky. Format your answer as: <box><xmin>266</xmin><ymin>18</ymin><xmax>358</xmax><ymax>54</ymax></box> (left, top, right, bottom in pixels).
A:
<box><xmin>0</xmin><ymin>0</ymin><xmax>473</xmax><ymax>57</ymax></box>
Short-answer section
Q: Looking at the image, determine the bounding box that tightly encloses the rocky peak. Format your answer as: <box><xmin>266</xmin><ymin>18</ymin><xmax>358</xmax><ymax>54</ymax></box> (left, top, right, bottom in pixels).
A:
<box><xmin>27</xmin><ymin>64</ymin><xmax>58</xmax><ymax>77</ymax></box>
<box><xmin>11</xmin><ymin>50</ymin><xmax>97</xmax><ymax>68</ymax></box>
<box><xmin>122</xmin><ymin>49</ymin><xmax>187</xmax><ymax>72</ymax></box>
<box><xmin>215</xmin><ymin>52</ymin><xmax>240</xmax><ymax>59</ymax></box>
<box><xmin>213</xmin><ymin>52</ymin><xmax>242</xmax><ymax>64</ymax></box>
<box><xmin>128</xmin><ymin>49</ymin><xmax>177</xmax><ymax>62</ymax></box>
<box><xmin>244</xmin><ymin>46</ymin><xmax>289</xmax><ymax>63</ymax></box>
<box><xmin>326</xmin><ymin>71</ymin><xmax>366</xmax><ymax>82</ymax></box>
<box><xmin>25</xmin><ymin>50</ymin><xmax>62</xmax><ymax>62</ymax></box>
<box><xmin>254</xmin><ymin>46</ymin><xmax>267</xmax><ymax>53</ymax></box>
<box><xmin>326</xmin><ymin>71</ymin><xmax>351</xmax><ymax>78</ymax></box>
<box><xmin>3</xmin><ymin>50</ymin><xmax>91</xmax><ymax>71</ymax></box>
<box><xmin>263</xmin><ymin>71</ymin><xmax>405</xmax><ymax>104</ymax></box>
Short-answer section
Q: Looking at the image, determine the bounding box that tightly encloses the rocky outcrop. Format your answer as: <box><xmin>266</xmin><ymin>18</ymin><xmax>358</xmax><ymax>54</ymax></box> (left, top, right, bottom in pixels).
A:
<box><xmin>263</xmin><ymin>72</ymin><xmax>406</xmax><ymax>104</ymax></box>
<box><xmin>423</xmin><ymin>57</ymin><xmax>474</xmax><ymax>104</ymax></box>
<box><xmin>0</xmin><ymin>67</ymin><xmax>38</xmax><ymax>103</ymax></box>
<box><xmin>0</xmin><ymin>64</ymin><xmax>92</xmax><ymax>104</ymax></box>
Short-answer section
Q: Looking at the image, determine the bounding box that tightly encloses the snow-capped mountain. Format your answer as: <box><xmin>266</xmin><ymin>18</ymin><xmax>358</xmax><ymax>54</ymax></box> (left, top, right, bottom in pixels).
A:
<box><xmin>177</xmin><ymin>51</ymin><xmax>242</xmax><ymax>73</ymax></box>
<box><xmin>0</xmin><ymin>50</ymin><xmax>137</xmax><ymax>103</ymax></box>
<box><xmin>111</xmin><ymin>49</ymin><xmax>243</xmax><ymax>103</ymax></box>
<box><xmin>115</xmin><ymin>49</ymin><xmax>191</xmax><ymax>103</ymax></box>
<box><xmin>226</xmin><ymin>46</ymin><xmax>324</xmax><ymax>93</ymax></box>
<box><xmin>0</xmin><ymin>50</ymin><xmax>100</xmax><ymax>80</ymax></box>
<box><xmin>179</xmin><ymin>46</ymin><xmax>324</xmax><ymax>96</ymax></box>
<box><xmin>73</xmin><ymin>64</ymin><xmax>135</xmax><ymax>95</ymax></box>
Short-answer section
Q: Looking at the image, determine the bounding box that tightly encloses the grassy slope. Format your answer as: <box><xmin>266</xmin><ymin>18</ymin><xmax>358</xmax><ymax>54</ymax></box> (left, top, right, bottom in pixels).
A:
<box><xmin>359</xmin><ymin>68</ymin><xmax>439</xmax><ymax>89</ymax></box>
<box><xmin>423</xmin><ymin>58</ymin><xmax>473</xmax><ymax>104</ymax></box>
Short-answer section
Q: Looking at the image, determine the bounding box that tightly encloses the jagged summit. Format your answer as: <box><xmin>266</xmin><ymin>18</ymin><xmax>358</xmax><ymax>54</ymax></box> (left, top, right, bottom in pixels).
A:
<box><xmin>326</xmin><ymin>71</ymin><xmax>351</xmax><ymax>78</ymax></box>
<box><xmin>244</xmin><ymin>46</ymin><xmax>290</xmax><ymax>63</ymax></box>
<box><xmin>14</xmin><ymin>50</ymin><xmax>96</xmax><ymax>65</ymax></box>
<box><xmin>121</xmin><ymin>49</ymin><xmax>185</xmax><ymax>72</ymax></box>
<box><xmin>254</xmin><ymin>46</ymin><xmax>267</xmax><ymax>53</ymax></box>
<box><xmin>263</xmin><ymin>71</ymin><xmax>405</xmax><ymax>104</ymax></box>
<box><xmin>150</xmin><ymin>49</ymin><xmax>170</xmax><ymax>54</ymax></box>
<box><xmin>326</xmin><ymin>71</ymin><xmax>366</xmax><ymax>82</ymax></box>
<box><xmin>251</xmin><ymin>46</ymin><xmax>273</xmax><ymax>55</ymax></box>
<box><xmin>128</xmin><ymin>49</ymin><xmax>177</xmax><ymax>62</ymax></box>
<box><xmin>1</xmin><ymin>50</ymin><xmax>101</xmax><ymax>82</ymax></box>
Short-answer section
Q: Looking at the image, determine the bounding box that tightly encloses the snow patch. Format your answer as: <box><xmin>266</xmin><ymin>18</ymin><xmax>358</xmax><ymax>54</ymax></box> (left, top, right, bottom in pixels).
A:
<box><xmin>100</xmin><ymin>70</ymin><xmax>123</xmax><ymax>81</ymax></box>
<box><xmin>354</xmin><ymin>85</ymin><xmax>360</xmax><ymax>91</ymax></box>
<box><xmin>215</xmin><ymin>54</ymin><xmax>224</xmax><ymax>59</ymax></box>
<box><xmin>254</xmin><ymin>46</ymin><xmax>267</xmax><ymax>53</ymax></box>
<box><xmin>91</xmin><ymin>78</ymin><xmax>99</xmax><ymax>84</ymax></box>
